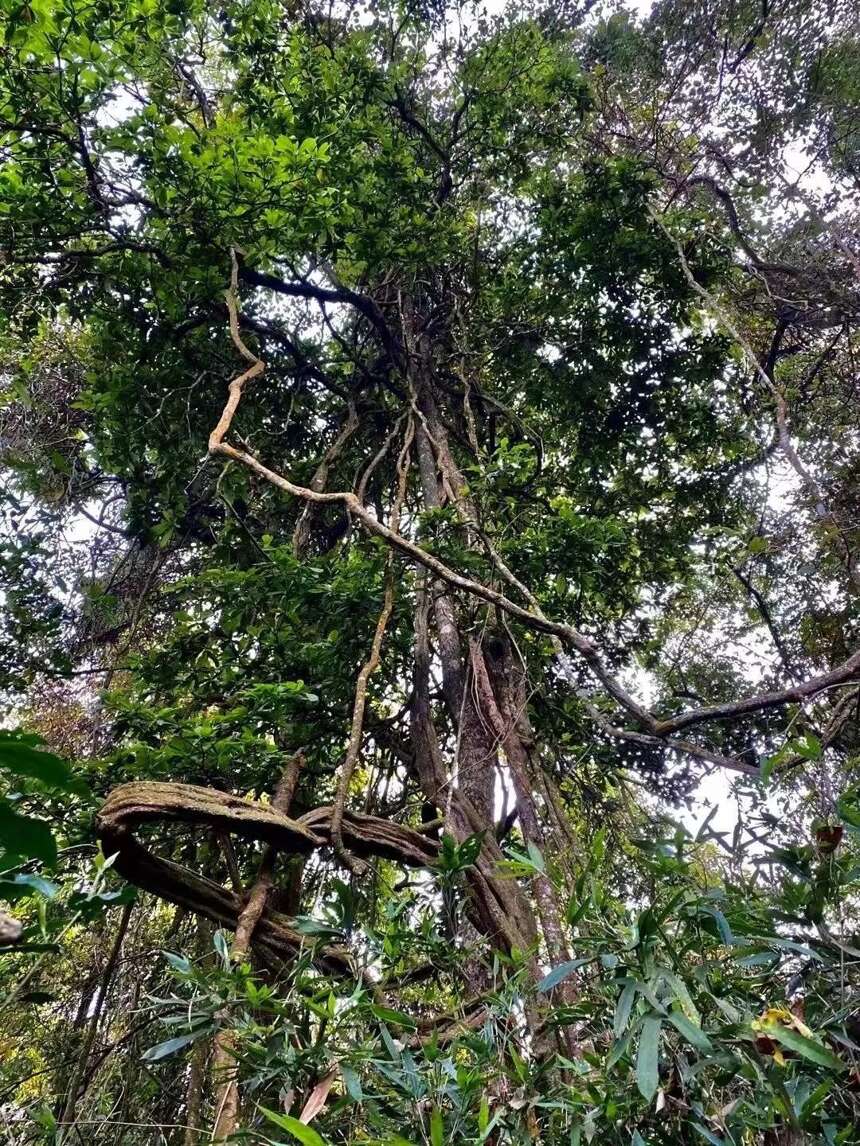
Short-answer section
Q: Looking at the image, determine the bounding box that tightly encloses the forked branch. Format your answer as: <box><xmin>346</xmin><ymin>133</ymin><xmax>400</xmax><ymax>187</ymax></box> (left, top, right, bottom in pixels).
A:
<box><xmin>209</xmin><ymin>256</ymin><xmax>860</xmax><ymax>762</ymax></box>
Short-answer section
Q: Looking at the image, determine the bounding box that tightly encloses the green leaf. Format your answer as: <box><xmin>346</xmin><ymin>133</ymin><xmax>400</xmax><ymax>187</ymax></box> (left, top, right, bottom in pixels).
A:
<box><xmin>606</xmin><ymin>1029</ymin><xmax>633</xmax><ymax>1070</ymax></box>
<box><xmin>659</xmin><ymin>970</ymin><xmax>700</xmax><ymax>1024</ymax></box>
<box><xmin>538</xmin><ymin>957</ymin><xmax>592</xmax><ymax>993</ymax></box>
<box><xmin>0</xmin><ymin>804</ymin><xmax>57</xmax><ymax>865</ymax></box>
<box><xmin>636</xmin><ymin>1016</ymin><xmax>662</xmax><ymax>1101</ymax></box>
<box><xmin>710</xmin><ymin>995</ymin><xmax>741</xmax><ymax>1024</ymax></box>
<box><xmin>760</xmin><ymin>753</ymin><xmax>779</xmax><ymax>785</ymax></box>
<box><xmin>761</xmin><ymin>937</ymin><xmax>822</xmax><ymax>960</ymax></box>
<box><xmin>370</xmin><ymin>1004</ymin><xmax>417</xmax><ymax>1030</ymax></box>
<box><xmin>836</xmin><ymin>787</ymin><xmax>860</xmax><ymax>828</ymax></box>
<box><xmin>292</xmin><ymin>916</ymin><xmax>345</xmax><ymax>939</ymax></box>
<box><xmin>698</xmin><ymin>905</ymin><xmax>734</xmax><ymax>945</ymax></box>
<box><xmin>141</xmin><ymin>1032</ymin><xmax>201</xmax><ymax>1062</ymax></box>
<box><xmin>260</xmin><ymin>1108</ymin><xmax>327</xmax><ymax>1145</ymax></box>
<box><xmin>0</xmin><ymin>734</ymin><xmax>82</xmax><ymax>791</ymax></box>
<box><xmin>378</xmin><ymin>1023</ymin><xmax>400</xmax><ymax>1061</ymax></box>
<box><xmin>614</xmin><ymin>982</ymin><xmax>638</xmax><ymax>1037</ymax></box>
<box><xmin>800</xmin><ymin>1078</ymin><xmax>833</xmax><ymax>1121</ymax></box>
<box><xmin>162</xmin><ymin>951</ymin><xmax>191</xmax><ymax>974</ymax></box>
<box><xmin>693</xmin><ymin>1125</ymin><xmax>729</xmax><ymax>1146</ymax></box>
<box><xmin>30</xmin><ymin>1103</ymin><xmax>57</xmax><ymax>1131</ymax></box>
<box><xmin>340</xmin><ymin>1063</ymin><xmax>362</xmax><ymax>1102</ymax></box>
<box><xmin>213</xmin><ymin>929</ymin><xmax>230</xmax><ymax>965</ymax></box>
<box><xmin>566</xmin><ymin>895</ymin><xmax>591</xmax><ymax>928</ymax></box>
<box><xmin>793</xmin><ymin>734</ymin><xmax>822</xmax><ymax>761</ymax></box>
<box><xmin>763</xmin><ymin>1024</ymin><xmax>845</xmax><ymax>1071</ymax></box>
<box><xmin>0</xmin><ymin>872</ymin><xmax>58</xmax><ymax>900</ymax></box>
<box><xmin>666</xmin><ymin>1009</ymin><xmax>713</xmax><ymax>1053</ymax></box>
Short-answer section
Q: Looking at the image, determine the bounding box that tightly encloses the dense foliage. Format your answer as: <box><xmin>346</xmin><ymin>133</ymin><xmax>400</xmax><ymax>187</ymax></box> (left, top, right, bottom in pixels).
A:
<box><xmin>1</xmin><ymin>1</ymin><xmax>859</xmax><ymax>1143</ymax></box>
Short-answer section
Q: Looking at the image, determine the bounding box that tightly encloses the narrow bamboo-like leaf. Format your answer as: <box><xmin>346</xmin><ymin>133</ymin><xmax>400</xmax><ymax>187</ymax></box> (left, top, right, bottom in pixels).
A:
<box><xmin>606</xmin><ymin>1030</ymin><xmax>633</xmax><ymax>1071</ymax></box>
<box><xmin>698</xmin><ymin>906</ymin><xmax>734</xmax><ymax>945</ymax></box>
<box><xmin>478</xmin><ymin>1109</ymin><xmax>504</xmax><ymax>1143</ymax></box>
<box><xmin>212</xmin><ymin>929</ymin><xmax>230</xmax><ymax>965</ymax></box>
<box><xmin>292</xmin><ymin>916</ymin><xmax>344</xmax><ymax>939</ymax></box>
<box><xmin>340</xmin><ymin>1063</ymin><xmax>362</xmax><ymax>1102</ymax></box>
<box><xmin>800</xmin><ymin>1078</ymin><xmax>833</xmax><ymax>1120</ymax></box>
<box><xmin>378</xmin><ymin>1023</ymin><xmax>401</xmax><ymax>1061</ymax></box>
<box><xmin>658</xmin><ymin>969</ymin><xmax>700</xmax><ymax>1024</ymax></box>
<box><xmin>260</xmin><ymin>1107</ymin><xmax>327</xmax><ymax>1145</ymax></box>
<box><xmin>693</xmin><ymin>1124</ymin><xmax>729</xmax><ymax>1146</ymax></box>
<box><xmin>636</xmin><ymin>1016</ymin><xmax>662</xmax><ymax>1101</ymax></box>
<box><xmin>763</xmin><ymin>1024</ymin><xmax>845</xmax><ymax>1071</ymax></box>
<box><xmin>0</xmin><ymin>873</ymin><xmax>58</xmax><ymax>899</ymax></box>
<box><xmin>736</xmin><ymin>951</ymin><xmax>780</xmax><ymax>968</ymax></box>
<box><xmin>710</xmin><ymin>995</ymin><xmax>740</xmax><ymax>1024</ymax></box>
<box><xmin>566</xmin><ymin>895</ymin><xmax>591</xmax><ymax>928</ymax></box>
<box><xmin>162</xmin><ymin>951</ymin><xmax>191</xmax><ymax>974</ymax></box>
<box><xmin>141</xmin><ymin>1031</ymin><xmax>200</xmax><ymax>1062</ymax></box>
<box><xmin>614</xmin><ymin>981</ymin><xmax>637</xmax><ymax>1038</ymax></box>
<box><xmin>537</xmin><ymin>957</ymin><xmax>592</xmax><ymax>993</ymax></box>
<box><xmin>526</xmin><ymin>841</ymin><xmax>545</xmax><ymax>871</ymax></box>
<box><xmin>666</xmin><ymin>1009</ymin><xmax>713</xmax><ymax>1053</ymax></box>
<box><xmin>370</xmin><ymin>1004</ymin><xmax>417</xmax><ymax>1029</ymax></box>
<box><xmin>759</xmin><ymin>937</ymin><xmax>822</xmax><ymax>961</ymax></box>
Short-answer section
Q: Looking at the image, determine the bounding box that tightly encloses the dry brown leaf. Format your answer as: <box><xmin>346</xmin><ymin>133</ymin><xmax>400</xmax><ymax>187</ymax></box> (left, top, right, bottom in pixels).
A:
<box><xmin>299</xmin><ymin>1069</ymin><xmax>337</xmax><ymax>1124</ymax></box>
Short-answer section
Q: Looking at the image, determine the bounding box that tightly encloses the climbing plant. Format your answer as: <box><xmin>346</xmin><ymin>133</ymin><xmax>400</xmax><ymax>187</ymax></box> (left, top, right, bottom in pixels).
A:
<box><xmin>1</xmin><ymin>1</ymin><xmax>859</xmax><ymax>1143</ymax></box>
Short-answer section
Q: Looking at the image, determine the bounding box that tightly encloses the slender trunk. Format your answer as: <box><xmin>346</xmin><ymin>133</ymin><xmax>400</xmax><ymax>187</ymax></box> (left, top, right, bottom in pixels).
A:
<box><xmin>183</xmin><ymin>917</ymin><xmax>212</xmax><ymax>1146</ymax></box>
<box><xmin>410</xmin><ymin>576</ymin><xmax>539</xmax><ymax>965</ymax></box>
<box><xmin>58</xmin><ymin>900</ymin><xmax>134</xmax><ymax>1142</ymax></box>
<box><xmin>211</xmin><ymin>754</ymin><xmax>303</xmax><ymax>1142</ymax></box>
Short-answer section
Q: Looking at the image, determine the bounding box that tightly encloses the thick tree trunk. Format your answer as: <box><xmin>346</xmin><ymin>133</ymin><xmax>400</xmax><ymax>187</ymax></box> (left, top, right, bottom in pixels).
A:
<box><xmin>414</xmin><ymin>404</ymin><xmax>498</xmax><ymax>826</ymax></box>
<box><xmin>409</xmin><ymin>425</ymin><xmax>544</xmax><ymax>1042</ymax></box>
<box><xmin>404</xmin><ymin>299</ymin><xmax>580</xmax><ymax>1052</ymax></box>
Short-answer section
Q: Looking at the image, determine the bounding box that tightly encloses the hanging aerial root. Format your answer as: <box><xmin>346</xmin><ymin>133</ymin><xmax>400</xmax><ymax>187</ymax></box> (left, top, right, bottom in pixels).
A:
<box><xmin>329</xmin><ymin>416</ymin><xmax>414</xmax><ymax>875</ymax></box>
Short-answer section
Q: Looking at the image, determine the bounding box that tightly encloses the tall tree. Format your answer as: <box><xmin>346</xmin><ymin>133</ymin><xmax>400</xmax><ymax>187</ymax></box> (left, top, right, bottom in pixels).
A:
<box><xmin>1</xmin><ymin>1</ymin><xmax>859</xmax><ymax>1143</ymax></box>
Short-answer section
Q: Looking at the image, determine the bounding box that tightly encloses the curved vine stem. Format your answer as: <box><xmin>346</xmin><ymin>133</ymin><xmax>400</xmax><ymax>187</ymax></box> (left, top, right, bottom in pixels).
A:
<box><xmin>330</xmin><ymin>416</ymin><xmax>415</xmax><ymax>875</ymax></box>
<box><xmin>210</xmin><ymin>251</ymin><xmax>860</xmax><ymax>762</ymax></box>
